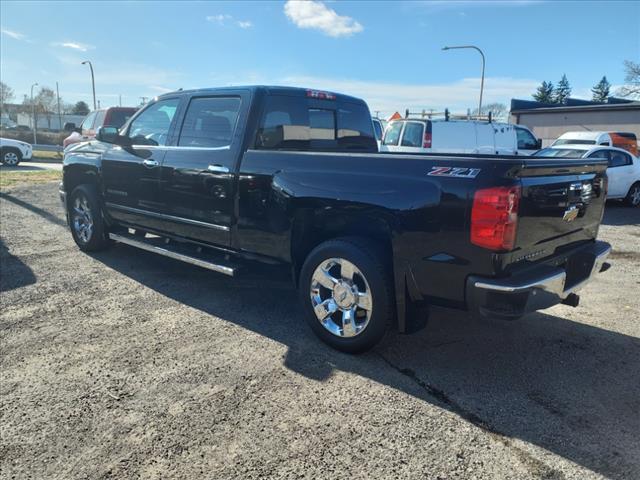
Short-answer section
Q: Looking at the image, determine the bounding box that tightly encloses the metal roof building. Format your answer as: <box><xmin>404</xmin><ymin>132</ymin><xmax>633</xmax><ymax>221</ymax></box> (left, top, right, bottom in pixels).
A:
<box><xmin>510</xmin><ymin>98</ymin><xmax>640</xmax><ymax>147</ymax></box>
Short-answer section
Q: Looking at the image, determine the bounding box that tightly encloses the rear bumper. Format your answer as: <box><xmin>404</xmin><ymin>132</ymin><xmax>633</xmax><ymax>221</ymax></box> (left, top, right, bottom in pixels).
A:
<box><xmin>467</xmin><ymin>241</ymin><xmax>611</xmax><ymax>319</ymax></box>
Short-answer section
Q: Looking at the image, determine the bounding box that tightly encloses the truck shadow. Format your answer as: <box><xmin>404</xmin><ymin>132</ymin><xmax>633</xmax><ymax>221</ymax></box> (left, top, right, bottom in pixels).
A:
<box><xmin>91</xmin><ymin>246</ymin><xmax>640</xmax><ymax>480</ymax></box>
<box><xmin>0</xmin><ymin>238</ymin><xmax>37</xmax><ymax>292</ymax></box>
<box><xmin>601</xmin><ymin>202</ymin><xmax>640</xmax><ymax>226</ymax></box>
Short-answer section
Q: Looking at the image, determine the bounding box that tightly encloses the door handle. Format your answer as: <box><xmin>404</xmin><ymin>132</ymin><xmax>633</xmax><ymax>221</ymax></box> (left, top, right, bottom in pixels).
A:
<box><xmin>143</xmin><ymin>159</ymin><xmax>159</xmax><ymax>167</ymax></box>
<box><xmin>207</xmin><ymin>164</ymin><xmax>230</xmax><ymax>173</ymax></box>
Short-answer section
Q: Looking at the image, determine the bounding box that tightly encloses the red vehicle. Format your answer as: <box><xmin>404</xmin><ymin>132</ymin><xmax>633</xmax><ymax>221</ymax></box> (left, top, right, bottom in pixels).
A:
<box><xmin>63</xmin><ymin>107</ymin><xmax>137</xmax><ymax>148</ymax></box>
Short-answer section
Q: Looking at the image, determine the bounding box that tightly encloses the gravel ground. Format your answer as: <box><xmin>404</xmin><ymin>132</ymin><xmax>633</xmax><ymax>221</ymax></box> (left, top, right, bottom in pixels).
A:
<box><xmin>1</xmin><ymin>182</ymin><xmax>639</xmax><ymax>480</ymax></box>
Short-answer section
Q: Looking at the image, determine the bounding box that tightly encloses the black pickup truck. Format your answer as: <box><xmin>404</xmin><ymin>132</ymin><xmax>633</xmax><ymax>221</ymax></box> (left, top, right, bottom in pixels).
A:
<box><xmin>60</xmin><ymin>86</ymin><xmax>611</xmax><ymax>353</ymax></box>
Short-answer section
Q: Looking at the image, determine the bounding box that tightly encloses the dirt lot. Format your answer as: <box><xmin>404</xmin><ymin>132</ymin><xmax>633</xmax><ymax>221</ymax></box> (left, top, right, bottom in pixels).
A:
<box><xmin>1</xmin><ymin>182</ymin><xmax>639</xmax><ymax>480</ymax></box>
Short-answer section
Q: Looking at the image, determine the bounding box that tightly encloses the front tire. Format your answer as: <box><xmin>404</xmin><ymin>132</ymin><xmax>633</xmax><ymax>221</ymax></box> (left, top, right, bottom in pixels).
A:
<box><xmin>1</xmin><ymin>148</ymin><xmax>22</xmax><ymax>166</ymax></box>
<box><xmin>298</xmin><ymin>237</ymin><xmax>394</xmax><ymax>353</ymax></box>
<box><xmin>68</xmin><ymin>185</ymin><xmax>110</xmax><ymax>251</ymax></box>
<box><xmin>625</xmin><ymin>182</ymin><xmax>640</xmax><ymax>207</ymax></box>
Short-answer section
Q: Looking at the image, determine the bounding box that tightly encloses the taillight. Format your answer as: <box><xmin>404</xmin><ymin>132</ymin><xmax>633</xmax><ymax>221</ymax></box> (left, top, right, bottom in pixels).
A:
<box><xmin>306</xmin><ymin>90</ymin><xmax>336</xmax><ymax>100</ymax></box>
<box><xmin>423</xmin><ymin>131</ymin><xmax>432</xmax><ymax>148</ymax></box>
<box><xmin>471</xmin><ymin>186</ymin><xmax>520</xmax><ymax>251</ymax></box>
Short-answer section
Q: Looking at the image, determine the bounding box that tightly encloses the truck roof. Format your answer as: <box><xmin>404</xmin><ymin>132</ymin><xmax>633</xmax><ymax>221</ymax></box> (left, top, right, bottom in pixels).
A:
<box><xmin>157</xmin><ymin>85</ymin><xmax>366</xmax><ymax>105</ymax></box>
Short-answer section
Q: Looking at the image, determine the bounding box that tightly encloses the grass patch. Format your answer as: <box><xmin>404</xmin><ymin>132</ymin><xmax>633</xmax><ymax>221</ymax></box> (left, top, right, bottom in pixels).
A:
<box><xmin>0</xmin><ymin>170</ymin><xmax>61</xmax><ymax>190</ymax></box>
<box><xmin>32</xmin><ymin>150</ymin><xmax>62</xmax><ymax>160</ymax></box>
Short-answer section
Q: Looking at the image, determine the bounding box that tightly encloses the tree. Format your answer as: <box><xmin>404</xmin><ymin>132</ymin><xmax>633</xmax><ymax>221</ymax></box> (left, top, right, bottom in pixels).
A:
<box><xmin>473</xmin><ymin>102</ymin><xmax>507</xmax><ymax>120</ymax></box>
<box><xmin>591</xmin><ymin>76</ymin><xmax>610</xmax><ymax>102</ymax></box>
<box><xmin>72</xmin><ymin>101</ymin><xmax>90</xmax><ymax>115</ymax></box>
<box><xmin>34</xmin><ymin>87</ymin><xmax>57</xmax><ymax>114</ymax></box>
<box><xmin>532</xmin><ymin>81</ymin><xmax>555</xmax><ymax>103</ymax></box>
<box><xmin>0</xmin><ymin>81</ymin><xmax>15</xmax><ymax>110</ymax></box>
<box><xmin>617</xmin><ymin>60</ymin><xmax>640</xmax><ymax>99</ymax></box>
<box><xmin>554</xmin><ymin>74</ymin><xmax>572</xmax><ymax>104</ymax></box>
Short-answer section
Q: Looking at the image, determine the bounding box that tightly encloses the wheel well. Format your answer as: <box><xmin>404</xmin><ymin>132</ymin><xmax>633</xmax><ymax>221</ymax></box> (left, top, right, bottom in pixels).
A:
<box><xmin>1</xmin><ymin>146</ymin><xmax>21</xmax><ymax>156</ymax></box>
<box><xmin>290</xmin><ymin>208</ymin><xmax>393</xmax><ymax>285</ymax></box>
<box><xmin>64</xmin><ymin>165</ymin><xmax>100</xmax><ymax>196</ymax></box>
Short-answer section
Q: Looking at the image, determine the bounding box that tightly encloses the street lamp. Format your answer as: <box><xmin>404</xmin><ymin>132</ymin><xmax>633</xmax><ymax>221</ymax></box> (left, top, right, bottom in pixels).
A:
<box><xmin>81</xmin><ymin>60</ymin><xmax>97</xmax><ymax>110</ymax></box>
<box><xmin>442</xmin><ymin>45</ymin><xmax>486</xmax><ymax>117</ymax></box>
<box><xmin>30</xmin><ymin>82</ymin><xmax>38</xmax><ymax>144</ymax></box>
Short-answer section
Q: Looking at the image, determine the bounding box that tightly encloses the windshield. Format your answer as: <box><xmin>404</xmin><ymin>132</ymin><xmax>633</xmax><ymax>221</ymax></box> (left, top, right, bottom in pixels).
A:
<box><xmin>382</xmin><ymin>122</ymin><xmax>403</xmax><ymax>146</ymax></box>
<box><xmin>534</xmin><ymin>148</ymin><xmax>586</xmax><ymax>158</ymax></box>
<box><xmin>553</xmin><ymin>139</ymin><xmax>596</xmax><ymax>146</ymax></box>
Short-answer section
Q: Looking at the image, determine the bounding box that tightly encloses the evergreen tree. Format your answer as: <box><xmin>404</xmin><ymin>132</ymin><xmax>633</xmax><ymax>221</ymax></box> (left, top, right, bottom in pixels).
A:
<box><xmin>554</xmin><ymin>74</ymin><xmax>572</xmax><ymax>104</ymax></box>
<box><xmin>591</xmin><ymin>76</ymin><xmax>611</xmax><ymax>102</ymax></box>
<box><xmin>532</xmin><ymin>81</ymin><xmax>555</xmax><ymax>103</ymax></box>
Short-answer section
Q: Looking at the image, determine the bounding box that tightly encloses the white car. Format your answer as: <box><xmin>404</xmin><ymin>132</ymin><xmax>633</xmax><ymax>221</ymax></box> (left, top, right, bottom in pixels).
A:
<box><xmin>0</xmin><ymin>137</ymin><xmax>33</xmax><ymax>166</ymax></box>
<box><xmin>379</xmin><ymin>119</ymin><xmax>540</xmax><ymax>156</ymax></box>
<box><xmin>552</xmin><ymin>131</ymin><xmax>638</xmax><ymax>156</ymax></box>
<box><xmin>534</xmin><ymin>145</ymin><xmax>640</xmax><ymax>207</ymax></box>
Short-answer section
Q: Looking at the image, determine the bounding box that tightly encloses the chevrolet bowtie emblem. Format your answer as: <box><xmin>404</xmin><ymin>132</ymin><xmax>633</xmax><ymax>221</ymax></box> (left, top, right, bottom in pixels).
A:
<box><xmin>562</xmin><ymin>205</ymin><xmax>579</xmax><ymax>222</ymax></box>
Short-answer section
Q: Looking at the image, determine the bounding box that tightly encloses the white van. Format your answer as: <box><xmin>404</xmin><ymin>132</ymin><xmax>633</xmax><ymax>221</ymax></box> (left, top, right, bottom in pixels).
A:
<box><xmin>379</xmin><ymin>119</ymin><xmax>540</xmax><ymax>155</ymax></box>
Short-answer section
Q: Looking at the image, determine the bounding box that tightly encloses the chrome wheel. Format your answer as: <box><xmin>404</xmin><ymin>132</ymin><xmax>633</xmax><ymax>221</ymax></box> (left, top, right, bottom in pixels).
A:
<box><xmin>310</xmin><ymin>258</ymin><xmax>373</xmax><ymax>338</ymax></box>
<box><xmin>630</xmin><ymin>185</ymin><xmax>640</xmax><ymax>206</ymax></box>
<box><xmin>71</xmin><ymin>195</ymin><xmax>94</xmax><ymax>243</ymax></box>
<box><xmin>3</xmin><ymin>151</ymin><xmax>19</xmax><ymax>166</ymax></box>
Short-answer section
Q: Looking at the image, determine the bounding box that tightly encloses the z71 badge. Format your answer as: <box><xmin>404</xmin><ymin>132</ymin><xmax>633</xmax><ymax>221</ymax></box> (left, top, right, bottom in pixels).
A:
<box><xmin>427</xmin><ymin>166</ymin><xmax>481</xmax><ymax>178</ymax></box>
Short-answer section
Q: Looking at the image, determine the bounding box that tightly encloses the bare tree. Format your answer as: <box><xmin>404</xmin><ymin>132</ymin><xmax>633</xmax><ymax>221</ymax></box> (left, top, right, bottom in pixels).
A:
<box><xmin>0</xmin><ymin>81</ymin><xmax>15</xmax><ymax>111</ymax></box>
<box><xmin>474</xmin><ymin>102</ymin><xmax>507</xmax><ymax>120</ymax></box>
<box><xmin>616</xmin><ymin>60</ymin><xmax>640</xmax><ymax>99</ymax></box>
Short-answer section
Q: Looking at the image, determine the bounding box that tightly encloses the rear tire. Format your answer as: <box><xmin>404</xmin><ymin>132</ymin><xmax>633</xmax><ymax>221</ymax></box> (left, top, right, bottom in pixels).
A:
<box><xmin>298</xmin><ymin>237</ymin><xmax>394</xmax><ymax>354</ymax></box>
<box><xmin>1</xmin><ymin>148</ymin><xmax>22</xmax><ymax>166</ymax></box>
<box><xmin>68</xmin><ymin>184</ymin><xmax>110</xmax><ymax>252</ymax></box>
<box><xmin>625</xmin><ymin>182</ymin><xmax>640</xmax><ymax>207</ymax></box>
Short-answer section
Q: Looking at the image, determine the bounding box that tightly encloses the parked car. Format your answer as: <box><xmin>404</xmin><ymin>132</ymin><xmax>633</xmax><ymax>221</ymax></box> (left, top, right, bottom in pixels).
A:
<box><xmin>552</xmin><ymin>131</ymin><xmax>638</xmax><ymax>156</ymax></box>
<box><xmin>0</xmin><ymin>137</ymin><xmax>32</xmax><ymax>166</ymax></box>
<box><xmin>379</xmin><ymin>119</ymin><xmax>540</xmax><ymax>155</ymax></box>
<box><xmin>60</xmin><ymin>86</ymin><xmax>611</xmax><ymax>353</ymax></box>
<box><xmin>63</xmin><ymin>107</ymin><xmax>137</xmax><ymax>149</ymax></box>
<box><xmin>534</xmin><ymin>145</ymin><xmax>640</xmax><ymax>206</ymax></box>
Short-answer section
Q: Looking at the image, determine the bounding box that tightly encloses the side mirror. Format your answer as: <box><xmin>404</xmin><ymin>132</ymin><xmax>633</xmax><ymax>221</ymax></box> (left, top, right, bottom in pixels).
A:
<box><xmin>63</xmin><ymin>122</ymin><xmax>76</xmax><ymax>132</ymax></box>
<box><xmin>95</xmin><ymin>126</ymin><xmax>119</xmax><ymax>144</ymax></box>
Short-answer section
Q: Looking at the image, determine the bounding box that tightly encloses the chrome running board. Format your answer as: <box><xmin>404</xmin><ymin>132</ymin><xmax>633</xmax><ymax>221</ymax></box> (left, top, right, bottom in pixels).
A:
<box><xmin>109</xmin><ymin>232</ymin><xmax>235</xmax><ymax>276</ymax></box>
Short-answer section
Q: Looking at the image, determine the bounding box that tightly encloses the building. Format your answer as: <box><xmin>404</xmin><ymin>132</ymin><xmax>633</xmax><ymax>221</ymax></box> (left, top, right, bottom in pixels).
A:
<box><xmin>510</xmin><ymin>97</ymin><xmax>640</xmax><ymax>147</ymax></box>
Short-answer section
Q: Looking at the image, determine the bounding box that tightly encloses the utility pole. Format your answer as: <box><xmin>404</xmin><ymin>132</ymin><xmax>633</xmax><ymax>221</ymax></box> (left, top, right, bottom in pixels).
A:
<box><xmin>442</xmin><ymin>45</ymin><xmax>486</xmax><ymax>117</ymax></box>
<box><xmin>30</xmin><ymin>82</ymin><xmax>38</xmax><ymax>144</ymax></box>
<box><xmin>56</xmin><ymin>82</ymin><xmax>62</xmax><ymax>132</ymax></box>
<box><xmin>119</xmin><ymin>94</ymin><xmax>122</xmax><ymax>107</ymax></box>
<box><xmin>81</xmin><ymin>60</ymin><xmax>97</xmax><ymax>110</ymax></box>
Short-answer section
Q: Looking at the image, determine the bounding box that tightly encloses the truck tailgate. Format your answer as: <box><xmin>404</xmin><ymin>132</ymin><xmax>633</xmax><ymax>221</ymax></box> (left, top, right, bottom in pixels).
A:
<box><xmin>502</xmin><ymin>158</ymin><xmax>608</xmax><ymax>269</ymax></box>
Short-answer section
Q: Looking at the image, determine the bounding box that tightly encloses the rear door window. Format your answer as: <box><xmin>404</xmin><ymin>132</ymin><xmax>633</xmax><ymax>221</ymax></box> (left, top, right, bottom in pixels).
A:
<box><xmin>383</xmin><ymin>122</ymin><xmax>403</xmax><ymax>146</ymax></box>
<box><xmin>608</xmin><ymin>150</ymin><xmax>632</xmax><ymax>167</ymax></box>
<box><xmin>256</xmin><ymin>94</ymin><xmax>376</xmax><ymax>152</ymax></box>
<box><xmin>401</xmin><ymin>122</ymin><xmax>424</xmax><ymax>147</ymax></box>
<box><xmin>178</xmin><ymin>97</ymin><xmax>241</xmax><ymax>148</ymax></box>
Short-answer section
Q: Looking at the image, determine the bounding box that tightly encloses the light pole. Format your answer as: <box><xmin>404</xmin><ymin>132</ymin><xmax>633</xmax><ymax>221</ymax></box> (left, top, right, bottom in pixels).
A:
<box><xmin>442</xmin><ymin>45</ymin><xmax>485</xmax><ymax>117</ymax></box>
<box><xmin>30</xmin><ymin>82</ymin><xmax>38</xmax><ymax>144</ymax></box>
<box><xmin>81</xmin><ymin>60</ymin><xmax>97</xmax><ymax>110</ymax></box>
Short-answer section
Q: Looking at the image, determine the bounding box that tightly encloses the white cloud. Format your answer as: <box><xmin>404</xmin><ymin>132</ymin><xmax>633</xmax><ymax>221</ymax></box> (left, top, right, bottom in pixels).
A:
<box><xmin>52</xmin><ymin>41</ymin><xmax>94</xmax><ymax>52</ymax></box>
<box><xmin>149</xmin><ymin>85</ymin><xmax>175</xmax><ymax>94</ymax></box>
<box><xmin>1</xmin><ymin>28</ymin><xmax>26</xmax><ymax>40</ymax></box>
<box><xmin>206</xmin><ymin>14</ymin><xmax>232</xmax><ymax>24</ymax></box>
<box><xmin>206</xmin><ymin>14</ymin><xmax>253</xmax><ymax>29</ymax></box>
<box><xmin>284</xmin><ymin>0</ymin><xmax>363</xmax><ymax>38</ymax></box>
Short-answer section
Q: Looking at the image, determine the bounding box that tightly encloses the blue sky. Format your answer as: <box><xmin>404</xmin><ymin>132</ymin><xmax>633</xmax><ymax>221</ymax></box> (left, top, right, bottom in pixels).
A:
<box><xmin>1</xmin><ymin>0</ymin><xmax>638</xmax><ymax>116</ymax></box>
